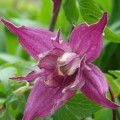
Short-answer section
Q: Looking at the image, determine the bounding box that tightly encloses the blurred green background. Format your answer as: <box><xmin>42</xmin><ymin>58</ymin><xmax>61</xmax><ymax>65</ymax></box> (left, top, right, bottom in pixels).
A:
<box><xmin>0</xmin><ymin>0</ymin><xmax>120</xmax><ymax>120</ymax></box>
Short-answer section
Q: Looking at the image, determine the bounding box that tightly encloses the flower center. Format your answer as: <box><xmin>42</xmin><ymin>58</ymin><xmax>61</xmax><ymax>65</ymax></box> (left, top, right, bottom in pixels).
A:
<box><xmin>38</xmin><ymin>50</ymin><xmax>87</xmax><ymax>87</ymax></box>
<box><xmin>57</xmin><ymin>52</ymin><xmax>81</xmax><ymax>76</ymax></box>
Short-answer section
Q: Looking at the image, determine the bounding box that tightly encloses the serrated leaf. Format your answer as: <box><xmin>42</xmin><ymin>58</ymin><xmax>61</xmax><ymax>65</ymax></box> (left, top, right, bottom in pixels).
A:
<box><xmin>52</xmin><ymin>93</ymin><xmax>100</xmax><ymax>120</ymax></box>
<box><xmin>63</xmin><ymin>0</ymin><xmax>79</xmax><ymax>23</ymax></box>
<box><xmin>78</xmin><ymin>0</ymin><xmax>120</xmax><ymax>43</ymax></box>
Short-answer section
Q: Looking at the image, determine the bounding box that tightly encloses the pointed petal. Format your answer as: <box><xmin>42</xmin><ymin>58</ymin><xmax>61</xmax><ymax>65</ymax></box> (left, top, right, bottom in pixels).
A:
<box><xmin>23</xmin><ymin>79</ymin><xmax>76</xmax><ymax>120</ymax></box>
<box><xmin>70</xmin><ymin>70</ymin><xmax>85</xmax><ymax>90</ymax></box>
<box><xmin>51</xmin><ymin>29</ymin><xmax>72</xmax><ymax>52</ymax></box>
<box><xmin>69</xmin><ymin>12</ymin><xmax>107</xmax><ymax>62</ymax></box>
<box><xmin>66</xmin><ymin>57</ymin><xmax>80</xmax><ymax>75</ymax></box>
<box><xmin>10</xmin><ymin>69</ymin><xmax>46</xmax><ymax>82</ymax></box>
<box><xmin>52</xmin><ymin>28</ymin><xmax>60</xmax><ymax>43</ymax></box>
<box><xmin>57</xmin><ymin>52</ymin><xmax>77</xmax><ymax>66</ymax></box>
<box><xmin>80</xmin><ymin>64</ymin><xmax>119</xmax><ymax>108</ymax></box>
<box><xmin>44</xmin><ymin>69</ymin><xmax>64</xmax><ymax>87</ymax></box>
<box><xmin>38</xmin><ymin>48</ymin><xmax>64</xmax><ymax>70</ymax></box>
<box><xmin>62</xmin><ymin>69</ymin><xmax>85</xmax><ymax>93</ymax></box>
<box><xmin>0</xmin><ymin>18</ymin><xmax>56</xmax><ymax>60</ymax></box>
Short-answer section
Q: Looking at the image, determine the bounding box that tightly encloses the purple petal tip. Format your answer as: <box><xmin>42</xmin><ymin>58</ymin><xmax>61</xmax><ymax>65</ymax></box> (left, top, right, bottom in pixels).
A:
<box><xmin>0</xmin><ymin>18</ymin><xmax>17</xmax><ymax>33</ymax></box>
<box><xmin>97</xmin><ymin>12</ymin><xmax>107</xmax><ymax>31</ymax></box>
<box><xmin>101</xmin><ymin>12</ymin><xmax>107</xmax><ymax>23</ymax></box>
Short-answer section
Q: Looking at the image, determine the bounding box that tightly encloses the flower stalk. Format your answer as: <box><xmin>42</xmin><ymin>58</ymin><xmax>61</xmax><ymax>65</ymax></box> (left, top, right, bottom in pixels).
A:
<box><xmin>14</xmin><ymin>82</ymin><xmax>33</xmax><ymax>97</ymax></box>
<box><xmin>109</xmin><ymin>87</ymin><xmax>117</xmax><ymax>120</ymax></box>
<box><xmin>49</xmin><ymin>0</ymin><xmax>62</xmax><ymax>31</ymax></box>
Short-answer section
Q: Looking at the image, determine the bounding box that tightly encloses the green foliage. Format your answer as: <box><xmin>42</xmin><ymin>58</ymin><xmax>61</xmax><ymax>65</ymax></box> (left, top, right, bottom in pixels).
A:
<box><xmin>0</xmin><ymin>67</ymin><xmax>16</xmax><ymax>90</ymax></box>
<box><xmin>95</xmin><ymin>108</ymin><xmax>112</xmax><ymax>120</ymax></box>
<box><xmin>109</xmin><ymin>0</ymin><xmax>120</xmax><ymax>24</ymax></box>
<box><xmin>104</xmin><ymin>73</ymin><xmax>120</xmax><ymax>97</ymax></box>
<box><xmin>38</xmin><ymin>0</ymin><xmax>52</xmax><ymax>25</ymax></box>
<box><xmin>63</xmin><ymin>0</ymin><xmax>79</xmax><ymax>23</ymax></box>
<box><xmin>1</xmin><ymin>109</ymin><xmax>16</xmax><ymax>120</ymax></box>
<box><xmin>0</xmin><ymin>53</ymin><xmax>23</xmax><ymax>63</ymax></box>
<box><xmin>109</xmin><ymin>70</ymin><xmax>120</xmax><ymax>78</ymax></box>
<box><xmin>95</xmin><ymin>0</ymin><xmax>112</xmax><ymax>14</ymax></box>
<box><xmin>52</xmin><ymin>94</ymin><xmax>100</xmax><ymax>120</ymax></box>
<box><xmin>78</xmin><ymin>0</ymin><xmax>120</xmax><ymax>43</ymax></box>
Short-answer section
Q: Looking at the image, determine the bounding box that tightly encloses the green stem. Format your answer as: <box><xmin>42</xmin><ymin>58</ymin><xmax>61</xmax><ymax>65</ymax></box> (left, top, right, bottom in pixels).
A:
<box><xmin>14</xmin><ymin>82</ymin><xmax>33</xmax><ymax>97</ymax></box>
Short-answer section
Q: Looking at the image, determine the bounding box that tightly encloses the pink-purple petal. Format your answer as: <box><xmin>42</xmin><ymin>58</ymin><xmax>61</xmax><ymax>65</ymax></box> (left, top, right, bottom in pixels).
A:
<box><xmin>51</xmin><ymin>29</ymin><xmax>72</xmax><ymax>52</ymax></box>
<box><xmin>45</xmin><ymin>71</ymin><xmax>64</xmax><ymax>87</ymax></box>
<box><xmin>0</xmin><ymin>18</ymin><xmax>56</xmax><ymax>60</ymax></box>
<box><xmin>38</xmin><ymin>48</ymin><xmax>64</xmax><ymax>70</ymax></box>
<box><xmin>80</xmin><ymin>64</ymin><xmax>119</xmax><ymax>108</ymax></box>
<box><xmin>62</xmin><ymin>70</ymin><xmax>85</xmax><ymax>93</ymax></box>
<box><xmin>69</xmin><ymin>12</ymin><xmax>107</xmax><ymax>62</ymax></box>
<box><xmin>70</xmin><ymin>70</ymin><xmax>85</xmax><ymax>90</ymax></box>
<box><xmin>23</xmin><ymin>79</ymin><xmax>76</xmax><ymax>120</ymax></box>
<box><xmin>10</xmin><ymin>69</ymin><xmax>46</xmax><ymax>82</ymax></box>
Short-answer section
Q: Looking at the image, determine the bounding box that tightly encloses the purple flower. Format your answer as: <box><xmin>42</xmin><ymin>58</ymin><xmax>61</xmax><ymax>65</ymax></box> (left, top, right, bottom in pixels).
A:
<box><xmin>0</xmin><ymin>12</ymin><xmax>119</xmax><ymax>120</ymax></box>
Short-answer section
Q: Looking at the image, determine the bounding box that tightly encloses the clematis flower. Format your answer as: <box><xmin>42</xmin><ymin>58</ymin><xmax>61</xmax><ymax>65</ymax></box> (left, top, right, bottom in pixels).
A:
<box><xmin>0</xmin><ymin>12</ymin><xmax>119</xmax><ymax>120</ymax></box>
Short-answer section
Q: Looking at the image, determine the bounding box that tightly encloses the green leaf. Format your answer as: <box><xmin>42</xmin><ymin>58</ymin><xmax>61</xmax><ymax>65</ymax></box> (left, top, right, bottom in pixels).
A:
<box><xmin>104</xmin><ymin>28</ymin><xmax>120</xmax><ymax>43</ymax></box>
<box><xmin>52</xmin><ymin>106</ymin><xmax>78</xmax><ymax>120</ymax></box>
<box><xmin>63</xmin><ymin>0</ymin><xmax>79</xmax><ymax>23</ymax></box>
<box><xmin>0</xmin><ymin>98</ymin><xmax>5</xmax><ymax>105</ymax></box>
<box><xmin>0</xmin><ymin>53</ymin><xmax>23</xmax><ymax>63</ymax></box>
<box><xmin>95</xmin><ymin>0</ymin><xmax>112</xmax><ymax>14</ymax></box>
<box><xmin>38</xmin><ymin>0</ymin><xmax>52</xmax><ymax>25</ymax></box>
<box><xmin>94</xmin><ymin>43</ymin><xmax>119</xmax><ymax>72</ymax></box>
<box><xmin>11</xmin><ymin>18</ymin><xmax>46</xmax><ymax>28</ymax></box>
<box><xmin>0</xmin><ymin>67</ymin><xmax>17</xmax><ymax>90</ymax></box>
<box><xmin>78</xmin><ymin>0</ymin><xmax>102</xmax><ymax>24</ymax></box>
<box><xmin>0</xmin><ymin>109</ymin><xmax>15</xmax><ymax>120</ymax></box>
<box><xmin>109</xmin><ymin>0</ymin><xmax>120</xmax><ymax>24</ymax></box>
<box><xmin>0</xmin><ymin>26</ymin><xmax>6</xmax><ymax>52</ymax></box>
<box><xmin>7</xmin><ymin>95</ymin><xmax>26</xmax><ymax>118</ymax></box>
<box><xmin>52</xmin><ymin>93</ymin><xmax>100</xmax><ymax>120</ymax></box>
<box><xmin>5</xmin><ymin>30</ymin><xmax>19</xmax><ymax>54</ymax></box>
<box><xmin>95</xmin><ymin>108</ymin><xmax>112</xmax><ymax>120</ymax></box>
<box><xmin>78</xmin><ymin>0</ymin><xmax>120</xmax><ymax>43</ymax></box>
<box><xmin>104</xmin><ymin>73</ymin><xmax>120</xmax><ymax>97</ymax></box>
<box><xmin>109</xmin><ymin>70</ymin><xmax>120</xmax><ymax>78</ymax></box>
